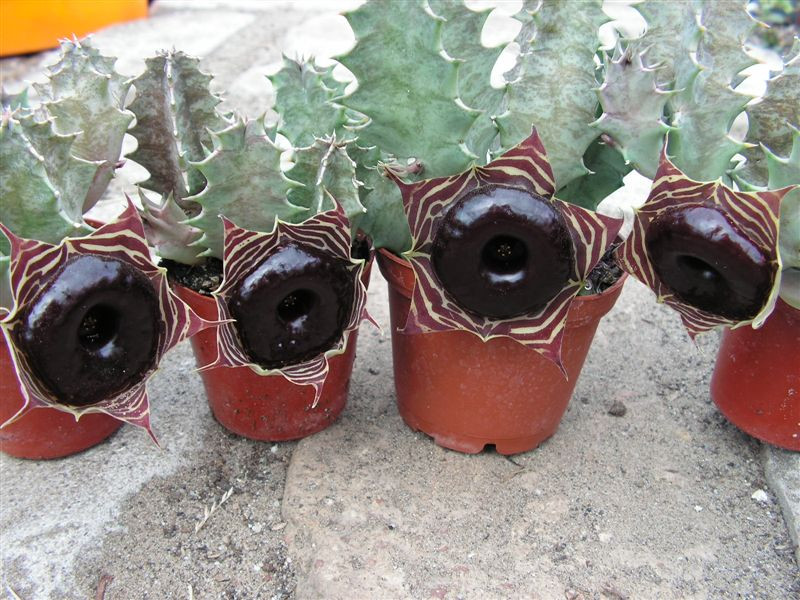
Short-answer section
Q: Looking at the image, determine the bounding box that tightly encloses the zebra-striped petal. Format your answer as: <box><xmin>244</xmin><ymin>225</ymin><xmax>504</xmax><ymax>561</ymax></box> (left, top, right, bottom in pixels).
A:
<box><xmin>204</xmin><ymin>201</ymin><xmax>373</xmax><ymax>406</ymax></box>
<box><xmin>0</xmin><ymin>199</ymin><xmax>212</xmax><ymax>440</ymax></box>
<box><xmin>390</xmin><ymin>129</ymin><xmax>623</xmax><ymax>372</ymax></box>
<box><xmin>616</xmin><ymin>150</ymin><xmax>793</xmax><ymax>338</ymax></box>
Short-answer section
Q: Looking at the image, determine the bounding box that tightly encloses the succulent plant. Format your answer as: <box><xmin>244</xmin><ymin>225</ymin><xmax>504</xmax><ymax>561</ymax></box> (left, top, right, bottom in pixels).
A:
<box><xmin>0</xmin><ymin>41</ymin><xmax>212</xmax><ymax>438</ymax></box>
<box><xmin>319</xmin><ymin>0</ymin><xmax>623</xmax><ymax>365</ymax></box>
<box><xmin>130</xmin><ymin>51</ymin><xmax>373</xmax><ymax>395</ymax></box>
<box><xmin>594</xmin><ymin>0</ymin><xmax>800</xmax><ymax>327</ymax></box>
<box><xmin>133</xmin><ymin>51</ymin><xmax>366</xmax><ymax>263</ymax></box>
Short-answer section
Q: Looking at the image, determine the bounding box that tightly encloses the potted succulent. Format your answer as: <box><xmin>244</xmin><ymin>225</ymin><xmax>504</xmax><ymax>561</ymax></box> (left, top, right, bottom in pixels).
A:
<box><xmin>595</xmin><ymin>2</ymin><xmax>799</xmax><ymax>449</ymax></box>
<box><xmin>129</xmin><ymin>51</ymin><xmax>374</xmax><ymax>441</ymax></box>
<box><xmin>301</xmin><ymin>0</ymin><xmax>628</xmax><ymax>455</ymax></box>
<box><xmin>0</xmin><ymin>40</ymin><xmax>209</xmax><ymax>459</ymax></box>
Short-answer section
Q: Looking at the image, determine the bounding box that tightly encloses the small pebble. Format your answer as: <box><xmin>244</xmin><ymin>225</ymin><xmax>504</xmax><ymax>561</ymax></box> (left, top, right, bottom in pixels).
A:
<box><xmin>751</xmin><ymin>489</ymin><xmax>770</xmax><ymax>504</ymax></box>
<box><xmin>608</xmin><ymin>400</ymin><xmax>627</xmax><ymax>417</ymax></box>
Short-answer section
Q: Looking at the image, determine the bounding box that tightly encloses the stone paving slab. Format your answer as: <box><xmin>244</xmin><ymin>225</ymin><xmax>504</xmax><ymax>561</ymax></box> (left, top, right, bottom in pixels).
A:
<box><xmin>284</xmin><ymin>275</ymin><xmax>799</xmax><ymax>599</ymax></box>
<box><xmin>765</xmin><ymin>447</ymin><xmax>800</xmax><ymax>564</ymax></box>
<box><xmin>0</xmin><ymin>1</ymin><xmax>798</xmax><ymax>598</ymax></box>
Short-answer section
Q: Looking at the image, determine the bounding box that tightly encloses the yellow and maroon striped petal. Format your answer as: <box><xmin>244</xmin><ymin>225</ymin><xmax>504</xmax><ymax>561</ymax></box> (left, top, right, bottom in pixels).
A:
<box><xmin>391</xmin><ymin>129</ymin><xmax>622</xmax><ymax>373</ymax></box>
<box><xmin>0</xmin><ymin>199</ymin><xmax>213</xmax><ymax>441</ymax></box>
<box><xmin>616</xmin><ymin>150</ymin><xmax>792</xmax><ymax>338</ymax></box>
<box><xmin>203</xmin><ymin>202</ymin><xmax>373</xmax><ymax>406</ymax></box>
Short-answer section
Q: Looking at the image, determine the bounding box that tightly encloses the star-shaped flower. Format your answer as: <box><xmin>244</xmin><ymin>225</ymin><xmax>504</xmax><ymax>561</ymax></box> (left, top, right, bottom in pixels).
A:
<box><xmin>203</xmin><ymin>202</ymin><xmax>375</xmax><ymax>405</ymax></box>
<box><xmin>616</xmin><ymin>150</ymin><xmax>794</xmax><ymax>338</ymax></box>
<box><xmin>389</xmin><ymin>129</ymin><xmax>622</xmax><ymax>372</ymax></box>
<box><xmin>0</xmin><ymin>200</ymin><xmax>212</xmax><ymax>440</ymax></box>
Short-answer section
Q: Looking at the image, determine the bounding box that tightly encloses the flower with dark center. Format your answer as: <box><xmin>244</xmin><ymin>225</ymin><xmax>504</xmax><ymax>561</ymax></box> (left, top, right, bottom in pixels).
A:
<box><xmin>388</xmin><ymin>129</ymin><xmax>623</xmax><ymax>372</ymax></box>
<box><xmin>202</xmin><ymin>202</ymin><xmax>375</xmax><ymax>404</ymax></box>
<box><xmin>616</xmin><ymin>150</ymin><xmax>793</xmax><ymax>338</ymax></box>
<box><xmin>0</xmin><ymin>201</ymin><xmax>212</xmax><ymax>440</ymax></box>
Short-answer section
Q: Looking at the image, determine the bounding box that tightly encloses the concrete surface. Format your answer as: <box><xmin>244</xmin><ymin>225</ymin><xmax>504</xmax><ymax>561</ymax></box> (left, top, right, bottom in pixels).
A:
<box><xmin>1</xmin><ymin>1</ymin><xmax>798</xmax><ymax>598</ymax></box>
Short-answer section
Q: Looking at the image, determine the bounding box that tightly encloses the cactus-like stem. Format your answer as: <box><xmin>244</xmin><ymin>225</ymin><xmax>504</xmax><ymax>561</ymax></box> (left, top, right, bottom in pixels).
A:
<box><xmin>593</xmin><ymin>45</ymin><xmax>674</xmax><ymax>179</ymax></box>
<box><xmin>599</xmin><ymin>1</ymin><xmax>760</xmax><ymax>184</ymax></box>
<box><xmin>496</xmin><ymin>0</ymin><xmax>608</xmax><ymax>190</ymax></box>
<box><xmin>34</xmin><ymin>39</ymin><xmax>134</xmax><ymax>212</ymax></box>
<box><xmin>739</xmin><ymin>41</ymin><xmax>800</xmax><ymax>186</ymax></box>
<box><xmin>269</xmin><ymin>56</ymin><xmax>350</xmax><ymax>148</ymax></box>
<box><xmin>129</xmin><ymin>50</ymin><xmax>230</xmax><ymax>208</ymax></box>
<box><xmin>185</xmin><ymin>117</ymin><xmax>304</xmax><ymax>258</ymax></box>
<box><xmin>338</xmin><ymin>0</ymin><xmax>479</xmax><ymax>179</ymax></box>
<box><xmin>347</xmin><ymin>142</ymin><xmax>412</xmax><ymax>253</ymax></box>
<box><xmin>286</xmin><ymin>135</ymin><xmax>366</xmax><ymax>223</ymax></box>
<box><xmin>139</xmin><ymin>189</ymin><xmax>204</xmax><ymax>266</ymax></box>
<box><xmin>668</xmin><ymin>1</ymin><xmax>758</xmax><ymax>182</ymax></box>
<box><xmin>428</xmin><ymin>0</ymin><xmax>505</xmax><ymax>162</ymax></box>
<box><xmin>764</xmin><ymin>127</ymin><xmax>800</xmax><ymax>308</ymax></box>
<box><xmin>633</xmin><ymin>0</ymin><xmax>699</xmax><ymax>87</ymax></box>
<box><xmin>0</xmin><ymin>112</ymin><xmax>94</xmax><ymax>247</ymax></box>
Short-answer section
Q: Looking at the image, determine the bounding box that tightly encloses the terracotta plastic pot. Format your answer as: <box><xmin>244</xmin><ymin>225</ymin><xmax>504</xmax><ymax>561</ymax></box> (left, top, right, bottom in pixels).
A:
<box><xmin>0</xmin><ymin>338</ymin><xmax>123</xmax><ymax>459</ymax></box>
<box><xmin>711</xmin><ymin>299</ymin><xmax>800</xmax><ymax>451</ymax></box>
<box><xmin>174</xmin><ymin>276</ymin><xmax>366</xmax><ymax>442</ymax></box>
<box><xmin>377</xmin><ymin>248</ymin><xmax>626</xmax><ymax>455</ymax></box>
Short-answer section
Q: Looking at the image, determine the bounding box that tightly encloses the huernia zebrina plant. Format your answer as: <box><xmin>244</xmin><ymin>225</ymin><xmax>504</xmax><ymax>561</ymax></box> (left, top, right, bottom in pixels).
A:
<box><xmin>2</xmin><ymin>0</ymin><xmax>797</xmax><ymax>443</ymax></box>
<box><xmin>129</xmin><ymin>51</ymin><xmax>374</xmax><ymax>402</ymax></box>
<box><xmin>594</xmin><ymin>1</ymin><xmax>799</xmax><ymax>335</ymax></box>
<box><xmin>0</xmin><ymin>40</ymin><xmax>210</xmax><ymax>439</ymax></box>
<box><xmin>308</xmin><ymin>0</ymin><xmax>624</xmax><ymax>369</ymax></box>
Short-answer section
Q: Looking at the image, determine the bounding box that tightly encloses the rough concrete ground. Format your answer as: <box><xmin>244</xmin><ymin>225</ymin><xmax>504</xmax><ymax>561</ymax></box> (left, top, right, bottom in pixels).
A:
<box><xmin>1</xmin><ymin>1</ymin><xmax>798</xmax><ymax>598</ymax></box>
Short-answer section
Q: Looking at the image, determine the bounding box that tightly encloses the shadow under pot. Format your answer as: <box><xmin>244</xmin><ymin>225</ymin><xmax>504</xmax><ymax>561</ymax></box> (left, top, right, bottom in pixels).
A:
<box><xmin>173</xmin><ymin>246</ymin><xmax>371</xmax><ymax>442</ymax></box>
<box><xmin>1</xmin><ymin>254</ymin><xmax>161</xmax><ymax>459</ymax></box>
<box><xmin>377</xmin><ymin>248</ymin><xmax>626</xmax><ymax>456</ymax></box>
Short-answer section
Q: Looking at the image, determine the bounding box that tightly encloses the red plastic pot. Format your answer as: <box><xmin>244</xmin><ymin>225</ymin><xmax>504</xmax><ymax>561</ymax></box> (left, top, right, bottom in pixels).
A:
<box><xmin>0</xmin><ymin>337</ymin><xmax>123</xmax><ymax>459</ymax></box>
<box><xmin>377</xmin><ymin>248</ymin><xmax>626</xmax><ymax>455</ymax></box>
<box><xmin>711</xmin><ymin>298</ymin><xmax>800</xmax><ymax>451</ymax></box>
<box><xmin>174</xmin><ymin>279</ymin><xmax>365</xmax><ymax>442</ymax></box>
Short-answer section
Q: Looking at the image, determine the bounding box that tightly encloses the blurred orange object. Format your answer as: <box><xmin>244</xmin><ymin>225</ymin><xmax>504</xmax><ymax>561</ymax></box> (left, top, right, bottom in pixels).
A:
<box><xmin>1</xmin><ymin>0</ymin><xmax>148</xmax><ymax>57</ymax></box>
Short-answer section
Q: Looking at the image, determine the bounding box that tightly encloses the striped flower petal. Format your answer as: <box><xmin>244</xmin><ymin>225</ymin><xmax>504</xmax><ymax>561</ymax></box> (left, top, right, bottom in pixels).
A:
<box><xmin>204</xmin><ymin>201</ymin><xmax>374</xmax><ymax>406</ymax></box>
<box><xmin>390</xmin><ymin>129</ymin><xmax>622</xmax><ymax>372</ymax></box>
<box><xmin>616</xmin><ymin>150</ymin><xmax>793</xmax><ymax>338</ymax></box>
<box><xmin>0</xmin><ymin>200</ymin><xmax>212</xmax><ymax>440</ymax></box>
